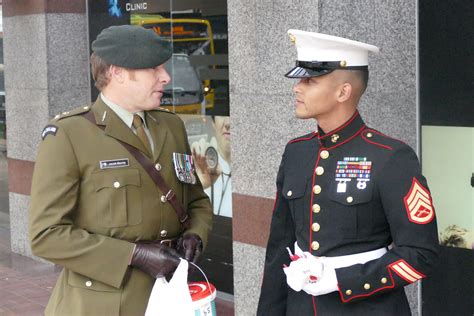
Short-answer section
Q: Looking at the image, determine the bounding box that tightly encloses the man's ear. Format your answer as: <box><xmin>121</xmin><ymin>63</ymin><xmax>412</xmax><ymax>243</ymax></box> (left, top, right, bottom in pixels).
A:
<box><xmin>109</xmin><ymin>65</ymin><xmax>125</xmax><ymax>83</ymax></box>
<box><xmin>336</xmin><ymin>82</ymin><xmax>353</xmax><ymax>103</ymax></box>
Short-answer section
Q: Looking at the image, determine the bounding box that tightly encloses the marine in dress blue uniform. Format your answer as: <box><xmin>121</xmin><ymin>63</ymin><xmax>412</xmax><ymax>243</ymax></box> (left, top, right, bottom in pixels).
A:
<box><xmin>257</xmin><ymin>30</ymin><xmax>439</xmax><ymax>315</ymax></box>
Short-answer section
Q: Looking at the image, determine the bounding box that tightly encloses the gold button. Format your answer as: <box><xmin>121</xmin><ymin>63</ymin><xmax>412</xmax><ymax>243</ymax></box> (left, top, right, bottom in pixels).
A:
<box><xmin>340</xmin><ymin>60</ymin><xmax>347</xmax><ymax>67</ymax></box>
<box><xmin>312</xmin><ymin>223</ymin><xmax>320</xmax><ymax>232</ymax></box>
<box><xmin>287</xmin><ymin>190</ymin><xmax>293</xmax><ymax>197</ymax></box>
<box><xmin>381</xmin><ymin>277</ymin><xmax>388</xmax><ymax>284</ymax></box>
<box><xmin>320</xmin><ymin>150</ymin><xmax>329</xmax><ymax>159</ymax></box>
<box><xmin>364</xmin><ymin>283</ymin><xmax>371</xmax><ymax>290</ymax></box>
<box><xmin>367</xmin><ymin>132</ymin><xmax>373</xmax><ymax>138</ymax></box>
<box><xmin>85</xmin><ymin>280</ymin><xmax>92</xmax><ymax>287</ymax></box>
<box><xmin>54</xmin><ymin>114</ymin><xmax>60</xmax><ymax>119</ymax></box>
<box><xmin>346</xmin><ymin>196</ymin><xmax>353</xmax><ymax>203</ymax></box>
<box><xmin>155</xmin><ymin>163</ymin><xmax>162</xmax><ymax>171</ymax></box>
<box><xmin>160</xmin><ymin>195</ymin><xmax>167</xmax><ymax>203</ymax></box>
<box><xmin>313</xmin><ymin>185</ymin><xmax>321</xmax><ymax>194</ymax></box>
<box><xmin>311</xmin><ymin>241</ymin><xmax>320</xmax><ymax>250</ymax></box>
<box><xmin>331</xmin><ymin>134</ymin><xmax>340</xmax><ymax>143</ymax></box>
<box><xmin>315</xmin><ymin>166</ymin><xmax>324</xmax><ymax>175</ymax></box>
<box><xmin>345</xmin><ymin>289</ymin><xmax>352</xmax><ymax>295</ymax></box>
<box><xmin>160</xmin><ymin>230</ymin><xmax>168</xmax><ymax>237</ymax></box>
<box><xmin>312</xmin><ymin>204</ymin><xmax>321</xmax><ymax>213</ymax></box>
<box><xmin>113</xmin><ymin>181</ymin><xmax>120</xmax><ymax>188</ymax></box>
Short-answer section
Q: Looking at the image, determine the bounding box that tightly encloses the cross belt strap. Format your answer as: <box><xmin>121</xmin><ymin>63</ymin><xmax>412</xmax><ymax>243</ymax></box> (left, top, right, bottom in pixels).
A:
<box><xmin>82</xmin><ymin>111</ymin><xmax>190</xmax><ymax>231</ymax></box>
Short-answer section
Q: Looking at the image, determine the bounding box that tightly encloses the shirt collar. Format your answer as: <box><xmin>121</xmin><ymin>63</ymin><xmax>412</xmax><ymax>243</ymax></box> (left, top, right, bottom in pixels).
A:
<box><xmin>218</xmin><ymin>153</ymin><xmax>231</xmax><ymax>174</ymax></box>
<box><xmin>100</xmin><ymin>93</ymin><xmax>147</xmax><ymax>128</ymax></box>
<box><xmin>317</xmin><ymin>111</ymin><xmax>366</xmax><ymax>148</ymax></box>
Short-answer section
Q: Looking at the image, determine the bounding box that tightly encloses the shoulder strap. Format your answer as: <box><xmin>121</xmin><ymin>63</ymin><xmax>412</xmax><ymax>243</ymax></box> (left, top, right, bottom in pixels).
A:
<box><xmin>82</xmin><ymin>111</ymin><xmax>190</xmax><ymax>231</ymax></box>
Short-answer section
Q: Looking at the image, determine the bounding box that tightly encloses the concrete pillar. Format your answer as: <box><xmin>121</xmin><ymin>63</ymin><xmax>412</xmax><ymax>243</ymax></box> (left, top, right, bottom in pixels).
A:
<box><xmin>3</xmin><ymin>0</ymin><xmax>89</xmax><ymax>257</ymax></box>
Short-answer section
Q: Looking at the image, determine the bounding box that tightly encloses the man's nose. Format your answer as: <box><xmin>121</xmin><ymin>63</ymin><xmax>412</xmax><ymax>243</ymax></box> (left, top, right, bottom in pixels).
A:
<box><xmin>293</xmin><ymin>81</ymin><xmax>302</xmax><ymax>93</ymax></box>
<box><xmin>160</xmin><ymin>68</ymin><xmax>171</xmax><ymax>84</ymax></box>
<box><xmin>224</xmin><ymin>118</ymin><xmax>230</xmax><ymax>129</ymax></box>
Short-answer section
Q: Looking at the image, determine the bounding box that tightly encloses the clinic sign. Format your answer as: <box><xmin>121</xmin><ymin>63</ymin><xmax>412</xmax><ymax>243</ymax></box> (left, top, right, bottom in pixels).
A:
<box><xmin>125</xmin><ymin>2</ymin><xmax>148</xmax><ymax>12</ymax></box>
<box><xmin>106</xmin><ymin>0</ymin><xmax>148</xmax><ymax>17</ymax></box>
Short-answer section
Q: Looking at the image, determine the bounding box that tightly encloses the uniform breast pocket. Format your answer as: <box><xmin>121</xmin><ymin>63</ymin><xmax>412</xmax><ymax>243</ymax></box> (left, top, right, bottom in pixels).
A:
<box><xmin>92</xmin><ymin>168</ymin><xmax>143</xmax><ymax>228</ymax></box>
<box><xmin>328</xmin><ymin>181</ymin><xmax>373</xmax><ymax>239</ymax></box>
<box><xmin>67</xmin><ymin>270</ymin><xmax>121</xmax><ymax>292</ymax></box>
<box><xmin>283</xmin><ymin>179</ymin><xmax>309</xmax><ymax>234</ymax></box>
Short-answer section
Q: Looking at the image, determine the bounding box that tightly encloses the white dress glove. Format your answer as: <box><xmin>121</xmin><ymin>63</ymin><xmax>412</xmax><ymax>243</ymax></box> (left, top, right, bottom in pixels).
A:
<box><xmin>301</xmin><ymin>259</ymin><xmax>338</xmax><ymax>296</ymax></box>
<box><xmin>283</xmin><ymin>245</ymin><xmax>324</xmax><ymax>292</ymax></box>
<box><xmin>284</xmin><ymin>242</ymin><xmax>338</xmax><ymax>296</ymax></box>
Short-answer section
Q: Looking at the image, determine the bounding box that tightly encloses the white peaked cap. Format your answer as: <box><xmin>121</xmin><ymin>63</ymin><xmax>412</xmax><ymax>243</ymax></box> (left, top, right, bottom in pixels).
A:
<box><xmin>288</xmin><ymin>29</ymin><xmax>379</xmax><ymax>66</ymax></box>
<box><xmin>285</xmin><ymin>30</ymin><xmax>380</xmax><ymax>78</ymax></box>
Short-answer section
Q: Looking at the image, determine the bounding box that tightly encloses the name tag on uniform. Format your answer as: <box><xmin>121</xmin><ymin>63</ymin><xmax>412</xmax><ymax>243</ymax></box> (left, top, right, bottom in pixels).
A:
<box><xmin>173</xmin><ymin>153</ymin><xmax>197</xmax><ymax>184</ymax></box>
<box><xmin>99</xmin><ymin>158</ymin><xmax>129</xmax><ymax>169</ymax></box>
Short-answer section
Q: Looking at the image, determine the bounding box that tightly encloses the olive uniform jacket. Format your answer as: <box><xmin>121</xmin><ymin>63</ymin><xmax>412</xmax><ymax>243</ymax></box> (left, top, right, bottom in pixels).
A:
<box><xmin>29</xmin><ymin>97</ymin><xmax>213</xmax><ymax>315</ymax></box>
<box><xmin>258</xmin><ymin>111</ymin><xmax>439</xmax><ymax>315</ymax></box>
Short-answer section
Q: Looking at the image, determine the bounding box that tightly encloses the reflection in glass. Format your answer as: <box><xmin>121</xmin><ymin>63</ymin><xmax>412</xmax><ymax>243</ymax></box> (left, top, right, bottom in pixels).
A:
<box><xmin>161</xmin><ymin>54</ymin><xmax>204</xmax><ymax>112</ymax></box>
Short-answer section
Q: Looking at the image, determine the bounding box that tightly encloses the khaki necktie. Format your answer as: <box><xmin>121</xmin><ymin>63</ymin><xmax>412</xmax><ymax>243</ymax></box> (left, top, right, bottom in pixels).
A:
<box><xmin>132</xmin><ymin>114</ymin><xmax>152</xmax><ymax>155</ymax></box>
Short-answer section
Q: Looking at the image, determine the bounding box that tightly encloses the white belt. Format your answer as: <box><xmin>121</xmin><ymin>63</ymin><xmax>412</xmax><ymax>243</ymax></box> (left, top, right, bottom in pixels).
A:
<box><xmin>294</xmin><ymin>242</ymin><xmax>387</xmax><ymax>269</ymax></box>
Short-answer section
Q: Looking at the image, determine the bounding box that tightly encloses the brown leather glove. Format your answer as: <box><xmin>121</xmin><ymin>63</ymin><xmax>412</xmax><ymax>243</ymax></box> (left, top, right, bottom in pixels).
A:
<box><xmin>130</xmin><ymin>242</ymin><xmax>180</xmax><ymax>278</ymax></box>
<box><xmin>177</xmin><ymin>234</ymin><xmax>203</xmax><ymax>264</ymax></box>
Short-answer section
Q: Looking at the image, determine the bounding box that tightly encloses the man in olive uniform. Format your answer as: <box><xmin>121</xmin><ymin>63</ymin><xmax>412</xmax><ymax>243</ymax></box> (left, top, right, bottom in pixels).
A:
<box><xmin>29</xmin><ymin>25</ymin><xmax>213</xmax><ymax>315</ymax></box>
<box><xmin>257</xmin><ymin>30</ymin><xmax>439</xmax><ymax>315</ymax></box>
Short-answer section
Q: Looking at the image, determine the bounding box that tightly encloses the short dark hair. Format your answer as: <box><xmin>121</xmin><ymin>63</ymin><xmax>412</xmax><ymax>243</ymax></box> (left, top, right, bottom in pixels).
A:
<box><xmin>356</xmin><ymin>69</ymin><xmax>369</xmax><ymax>95</ymax></box>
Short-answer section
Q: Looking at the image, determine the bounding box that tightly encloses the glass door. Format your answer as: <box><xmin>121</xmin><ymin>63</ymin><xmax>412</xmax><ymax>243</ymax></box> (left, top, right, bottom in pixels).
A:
<box><xmin>419</xmin><ymin>0</ymin><xmax>474</xmax><ymax>314</ymax></box>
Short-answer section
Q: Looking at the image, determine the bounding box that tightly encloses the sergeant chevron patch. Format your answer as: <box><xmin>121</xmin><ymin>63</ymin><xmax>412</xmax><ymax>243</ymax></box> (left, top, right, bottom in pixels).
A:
<box><xmin>389</xmin><ymin>259</ymin><xmax>425</xmax><ymax>283</ymax></box>
<box><xmin>403</xmin><ymin>178</ymin><xmax>435</xmax><ymax>224</ymax></box>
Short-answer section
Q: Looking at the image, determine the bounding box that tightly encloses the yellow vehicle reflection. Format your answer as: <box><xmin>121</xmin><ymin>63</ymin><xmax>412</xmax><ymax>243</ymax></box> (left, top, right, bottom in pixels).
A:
<box><xmin>131</xmin><ymin>15</ymin><xmax>215</xmax><ymax>114</ymax></box>
<box><xmin>161</xmin><ymin>54</ymin><xmax>204</xmax><ymax>113</ymax></box>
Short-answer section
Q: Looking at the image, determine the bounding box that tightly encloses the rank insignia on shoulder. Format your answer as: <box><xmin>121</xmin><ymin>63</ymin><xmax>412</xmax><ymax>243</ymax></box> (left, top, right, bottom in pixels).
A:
<box><xmin>172</xmin><ymin>153</ymin><xmax>197</xmax><ymax>184</ymax></box>
<box><xmin>335</xmin><ymin>157</ymin><xmax>372</xmax><ymax>193</ymax></box>
<box><xmin>99</xmin><ymin>158</ymin><xmax>129</xmax><ymax>169</ymax></box>
<box><xmin>41</xmin><ymin>125</ymin><xmax>58</xmax><ymax>140</ymax></box>
<box><xmin>403</xmin><ymin>177</ymin><xmax>434</xmax><ymax>224</ymax></box>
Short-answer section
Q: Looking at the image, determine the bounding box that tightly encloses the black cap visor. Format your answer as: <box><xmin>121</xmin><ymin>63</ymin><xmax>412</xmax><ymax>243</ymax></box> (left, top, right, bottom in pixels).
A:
<box><xmin>285</xmin><ymin>60</ymin><xmax>368</xmax><ymax>78</ymax></box>
<box><xmin>285</xmin><ymin>66</ymin><xmax>334</xmax><ymax>78</ymax></box>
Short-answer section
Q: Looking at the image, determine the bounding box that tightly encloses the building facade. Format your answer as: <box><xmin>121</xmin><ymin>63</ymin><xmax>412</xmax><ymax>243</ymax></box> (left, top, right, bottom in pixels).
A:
<box><xmin>3</xmin><ymin>0</ymin><xmax>472</xmax><ymax>315</ymax></box>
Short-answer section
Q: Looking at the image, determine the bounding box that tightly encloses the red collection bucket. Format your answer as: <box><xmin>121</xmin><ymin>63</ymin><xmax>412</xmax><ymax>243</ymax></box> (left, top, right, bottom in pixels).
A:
<box><xmin>188</xmin><ymin>281</ymin><xmax>217</xmax><ymax>315</ymax></box>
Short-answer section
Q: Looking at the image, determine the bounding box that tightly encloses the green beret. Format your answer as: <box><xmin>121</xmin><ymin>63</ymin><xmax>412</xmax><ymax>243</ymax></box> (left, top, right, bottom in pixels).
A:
<box><xmin>92</xmin><ymin>25</ymin><xmax>172</xmax><ymax>69</ymax></box>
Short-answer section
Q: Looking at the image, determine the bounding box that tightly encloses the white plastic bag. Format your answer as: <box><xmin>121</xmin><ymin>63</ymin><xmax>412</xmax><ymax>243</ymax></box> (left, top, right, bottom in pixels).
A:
<box><xmin>145</xmin><ymin>259</ymin><xmax>194</xmax><ymax>316</ymax></box>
